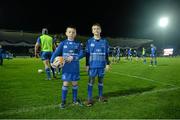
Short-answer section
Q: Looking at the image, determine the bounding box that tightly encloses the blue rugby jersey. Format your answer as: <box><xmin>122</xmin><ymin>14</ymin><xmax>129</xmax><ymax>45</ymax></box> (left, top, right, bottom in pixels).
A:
<box><xmin>86</xmin><ymin>37</ymin><xmax>109</xmax><ymax>69</ymax></box>
<box><xmin>50</xmin><ymin>39</ymin><xmax>84</xmax><ymax>74</ymax></box>
<box><xmin>151</xmin><ymin>47</ymin><xmax>156</xmax><ymax>56</ymax></box>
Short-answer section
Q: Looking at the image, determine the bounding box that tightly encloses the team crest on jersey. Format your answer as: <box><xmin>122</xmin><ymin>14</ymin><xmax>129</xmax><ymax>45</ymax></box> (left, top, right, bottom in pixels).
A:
<box><xmin>63</xmin><ymin>45</ymin><xmax>67</xmax><ymax>48</ymax></box>
<box><xmin>90</xmin><ymin>43</ymin><xmax>95</xmax><ymax>47</ymax></box>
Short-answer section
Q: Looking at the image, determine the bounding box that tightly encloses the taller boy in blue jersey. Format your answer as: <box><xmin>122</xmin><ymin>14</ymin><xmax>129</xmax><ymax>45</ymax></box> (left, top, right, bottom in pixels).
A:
<box><xmin>50</xmin><ymin>26</ymin><xmax>84</xmax><ymax>109</ymax></box>
<box><xmin>85</xmin><ymin>23</ymin><xmax>110</xmax><ymax>107</ymax></box>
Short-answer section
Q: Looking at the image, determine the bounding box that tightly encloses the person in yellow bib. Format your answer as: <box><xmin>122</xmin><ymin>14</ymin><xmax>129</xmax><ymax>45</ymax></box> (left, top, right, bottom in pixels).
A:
<box><xmin>35</xmin><ymin>28</ymin><xmax>56</xmax><ymax>80</ymax></box>
<box><xmin>142</xmin><ymin>47</ymin><xmax>146</xmax><ymax>64</ymax></box>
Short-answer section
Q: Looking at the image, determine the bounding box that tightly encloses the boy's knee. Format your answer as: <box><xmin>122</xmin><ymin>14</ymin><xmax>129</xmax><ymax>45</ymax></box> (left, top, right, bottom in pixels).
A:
<box><xmin>63</xmin><ymin>81</ymin><xmax>69</xmax><ymax>86</ymax></box>
<box><xmin>98</xmin><ymin>77</ymin><xmax>104</xmax><ymax>84</ymax></box>
<box><xmin>88</xmin><ymin>77</ymin><xmax>95</xmax><ymax>85</ymax></box>
<box><xmin>72</xmin><ymin>81</ymin><xmax>78</xmax><ymax>86</ymax></box>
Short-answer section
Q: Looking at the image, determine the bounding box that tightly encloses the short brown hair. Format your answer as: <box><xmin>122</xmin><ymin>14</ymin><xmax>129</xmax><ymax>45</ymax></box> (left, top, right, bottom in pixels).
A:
<box><xmin>92</xmin><ymin>23</ymin><xmax>101</xmax><ymax>28</ymax></box>
<box><xmin>66</xmin><ymin>25</ymin><xmax>76</xmax><ymax>30</ymax></box>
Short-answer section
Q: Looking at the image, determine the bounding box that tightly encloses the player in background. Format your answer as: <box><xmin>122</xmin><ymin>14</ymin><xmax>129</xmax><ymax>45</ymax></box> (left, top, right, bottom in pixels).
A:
<box><xmin>150</xmin><ymin>44</ymin><xmax>157</xmax><ymax>66</ymax></box>
<box><xmin>116</xmin><ymin>47</ymin><xmax>120</xmax><ymax>63</ymax></box>
<box><xmin>112</xmin><ymin>47</ymin><xmax>116</xmax><ymax>63</ymax></box>
<box><xmin>85</xmin><ymin>23</ymin><xmax>110</xmax><ymax>107</ymax></box>
<box><xmin>142</xmin><ymin>47</ymin><xmax>146</xmax><ymax>64</ymax></box>
<box><xmin>128</xmin><ymin>48</ymin><xmax>132</xmax><ymax>61</ymax></box>
<box><xmin>34</xmin><ymin>28</ymin><xmax>56</xmax><ymax>80</ymax></box>
<box><xmin>0</xmin><ymin>45</ymin><xmax>3</xmax><ymax>66</ymax></box>
<box><xmin>50</xmin><ymin>26</ymin><xmax>84</xmax><ymax>109</ymax></box>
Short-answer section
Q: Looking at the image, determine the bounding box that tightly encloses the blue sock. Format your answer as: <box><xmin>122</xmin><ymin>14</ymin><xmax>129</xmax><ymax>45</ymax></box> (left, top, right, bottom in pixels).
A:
<box><xmin>62</xmin><ymin>86</ymin><xmax>68</xmax><ymax>102</ymax></box>
<box><xmin>72</xmin><ymin>86</ymin><xmax>78</xmax><ymax>102</ymax></box>
<box><xmin>88</xmin><ymin>84</ymin><xmax>93</xmax><ymax>100</ymax></box>
<box><xmin>45</xmin><ymin>68</ymin><xmax>51</xmax><ymax>79</ymax></box>
<box><xmin>98</xmin><ymin>83</ymin><xmax>103</xmax><ymax>97</ymax></box>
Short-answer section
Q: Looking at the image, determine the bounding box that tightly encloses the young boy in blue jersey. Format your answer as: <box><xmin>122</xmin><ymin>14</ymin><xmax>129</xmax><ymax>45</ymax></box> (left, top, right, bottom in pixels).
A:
<box><xmin>85</xmin><ymin>23</ymin><xmax>110</xmax><ymax>107</ymax></box>
<box><xmin>50</xmin><ymin>26</ymin><xmax>84</xmax><ymax>109</ymax></box>
<box><xmin>150</xmin><ymin>44</ymin><xmax>157</xmax><ymax>66</ymax></box>
<box><xmin>35</xmin><ymin>28</ymin><xmax>56</xmax><ymax>80</ymax></box>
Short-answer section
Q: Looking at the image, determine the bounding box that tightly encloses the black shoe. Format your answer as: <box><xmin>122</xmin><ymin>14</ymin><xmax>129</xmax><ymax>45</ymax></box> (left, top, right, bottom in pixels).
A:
<box><xmin>60</xmin><ymin>102</ymin><xmax>66</xmax><ymax>109</ymax></box>
<box><xmin>86</xmin><ymin>100</ymin><xmax>93</xmax><ymax>107</ymax></box>
<box><xmin>72</xmin><ymin>99</ymin><xmax>83</xmax><ymax>106</ymax></box>
<box><xmin>98</xmin><ymin>97</ymin><xmax>108</xmax><ymax>103</ymax></box>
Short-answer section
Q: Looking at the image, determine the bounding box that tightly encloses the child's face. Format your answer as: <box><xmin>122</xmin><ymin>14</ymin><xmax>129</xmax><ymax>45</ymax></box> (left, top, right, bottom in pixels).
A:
<box><xmin>66</xmin><ymin>28</ymin><xmax>76</xmax><ymax>40</ymax></box>
<box><xmin>92</xmin><ymin>25</ymin><xmax>101</xmax><ymax>36</ymax></box>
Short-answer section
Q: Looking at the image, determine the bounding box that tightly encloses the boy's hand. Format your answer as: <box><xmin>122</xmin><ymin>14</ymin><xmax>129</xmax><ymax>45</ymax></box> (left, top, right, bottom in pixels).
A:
<box><xmin>66</xmin><ymin>56</ymin><xmax>73</xmax><ymax>63</ymax></box>
<box><xmin>86</xmin><ymin>66</ymin><xmax>89</xmax><ymax>72</ymax></box>
<box><xmin>105</xmin><ymin>65</ymin><xmax>110</xmax><ymax>71</ymax></box>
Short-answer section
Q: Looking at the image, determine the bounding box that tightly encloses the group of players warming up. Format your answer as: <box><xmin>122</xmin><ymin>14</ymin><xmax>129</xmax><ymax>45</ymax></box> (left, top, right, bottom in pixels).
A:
<box><xmin>34</xmin><ymin>23</ymin><xmax>157</xmax><ymax>109</ymax></box>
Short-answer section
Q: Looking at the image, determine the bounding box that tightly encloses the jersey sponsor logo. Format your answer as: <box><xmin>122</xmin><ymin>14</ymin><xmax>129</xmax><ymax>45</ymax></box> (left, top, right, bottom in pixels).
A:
<box><xmin>63</xmin><ymin>45</ymin><xmax>68</xmax><ymax>48</ymax></box>
<box><xmin>90</xmin><ymin>43</ymin><xmax>95</xmax><ymax>47</ymax></box>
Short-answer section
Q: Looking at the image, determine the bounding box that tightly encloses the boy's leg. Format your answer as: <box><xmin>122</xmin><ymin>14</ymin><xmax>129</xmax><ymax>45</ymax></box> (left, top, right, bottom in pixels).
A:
<box><xmin>61</xmin><ymin>81</ymin><xmax>69</xmax><ymax>108</ymax></box>
<box><xmin>98</xmin><ymin>69</ymin><xmax>107</xmax><ymax>102</ymax></box>
<box><xmin>43</xmin><ymin>60</ymin><xmax>51</xmax><ymax>80</ymax></box>
<box><xmin>72</xmin><ymin>81</ymin><xmax>78</xmax><ymax>103</ymax></box>
<box><xmin>88</xmin><ymin>77</ymin><xmax>95</xmax><ymax>101</ymax></box>
<box><xmin>98</xmin><ymin>77</ymin><xmax>103</xmax><ymax>97</ymax></box>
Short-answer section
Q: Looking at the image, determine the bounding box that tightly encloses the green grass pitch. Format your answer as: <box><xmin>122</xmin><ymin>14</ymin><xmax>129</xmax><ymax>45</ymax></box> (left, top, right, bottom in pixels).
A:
<box><xmin>0</xmin><ymin>57</ymin><xmax>180</xmax><ymax>119</ymax></box>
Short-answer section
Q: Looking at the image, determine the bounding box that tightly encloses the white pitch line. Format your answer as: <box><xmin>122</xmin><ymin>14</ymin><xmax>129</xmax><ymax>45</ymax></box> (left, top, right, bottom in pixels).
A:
<box><xmin>0</xmin><ymin>104</ymin><xmax>59</xmax><ymax>116</ymax></box>
<box><xmin>1</xmin><ymin>87</ymin><xmax>180</xmax><ymax>116</ymax></box>
<box><xmin>110</xmin><ymin>71</ymin><xmax>177</xmax><ymax>87</ymax></box>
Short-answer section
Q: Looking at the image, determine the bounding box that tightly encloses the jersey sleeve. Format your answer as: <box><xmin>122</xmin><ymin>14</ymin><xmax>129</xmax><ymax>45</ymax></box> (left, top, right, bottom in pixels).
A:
<box><xmin>36</xmin><ymin>37</ymin><xmax>41</xmax><ymax>44</ymax></box>
<box><xmin>105</xmin><ymin>40</ymin><xmax>110</xmax><ymax>65</ymax></box>
<box><xmin>85</xmin><ymin>40</ymin><xmax>90</xmax><ymax>66</ymax></box>
<box><xmin>50</xmin><ymin>42</ymin><xmax>64</xmax><ymax>63</ymax></box>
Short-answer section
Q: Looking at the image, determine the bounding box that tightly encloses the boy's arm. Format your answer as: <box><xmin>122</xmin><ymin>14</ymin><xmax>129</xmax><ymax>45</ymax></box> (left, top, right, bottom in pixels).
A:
<box><xmin>85</xmin><ymin>41</ymin><xmax>90</xmax><ymax>66</ymax></box>
<box><xmin>73</xmin><ymin>43</ymin><xmax>84</xmax><ymax>60</ymax></box>
<box><xmin>105</xmin><ymin>40</ymin><xmax>110</xmax><ymax>71</ymax></box>
<box><xmin>50</xmin><ymin>42</ymin><xmax>63</xmax><ymax>63</ymax></box>
<box><xmin>85</xmin><ymin>41</ymin><xmax>90</xmax><ymax>71</ymax></box>
<box><xmin>34</xmin><ymin>37</ymin><xmax>41</xmax><ymax>58</ymax></box>
<box><xmin>106</xmin><ymin>40</ymin><xmax>110</xmax><ymax>65</ymax></box>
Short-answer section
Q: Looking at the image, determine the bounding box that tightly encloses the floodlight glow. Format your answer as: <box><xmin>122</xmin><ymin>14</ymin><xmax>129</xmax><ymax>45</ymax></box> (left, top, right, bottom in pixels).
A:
<box><xmin>159</xmin><ymin>17</ymin><xmax>169</xmax><ymax>28</ymax></box>
<box><xmin>163</xmin><ymin>48</ymin><xmax>173</xmax><ymax>56</ymax></box>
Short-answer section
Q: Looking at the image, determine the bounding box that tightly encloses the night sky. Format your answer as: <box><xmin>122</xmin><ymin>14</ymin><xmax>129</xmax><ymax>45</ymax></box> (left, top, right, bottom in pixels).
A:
<box><xmin>0</xmin><ymin>0</ymin><xmax>180</xmax><ymax>48</ymax></box>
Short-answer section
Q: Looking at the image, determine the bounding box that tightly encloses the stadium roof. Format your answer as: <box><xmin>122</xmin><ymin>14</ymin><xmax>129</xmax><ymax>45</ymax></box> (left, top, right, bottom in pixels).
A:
<box><xmin>108</xmin><ymin>37</ymin><xmax>153</xmax><ymax>49</ymax></box>
<box><xmin>0</xmin><ymin>29</ymin><xmax>153</xmax><ymax>48</ymax></box>
<box><xmin>0</xmin><ymin>29</ymin><xmax>39</xmax><ymax>47</ymax></box>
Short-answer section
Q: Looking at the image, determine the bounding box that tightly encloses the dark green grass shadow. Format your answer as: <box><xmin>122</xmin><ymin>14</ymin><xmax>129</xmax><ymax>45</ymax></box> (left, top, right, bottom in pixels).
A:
<box><xmin>103</xmin><ymin>86</ymin><xmax>156</xmax><ymax>98</ymax></box>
